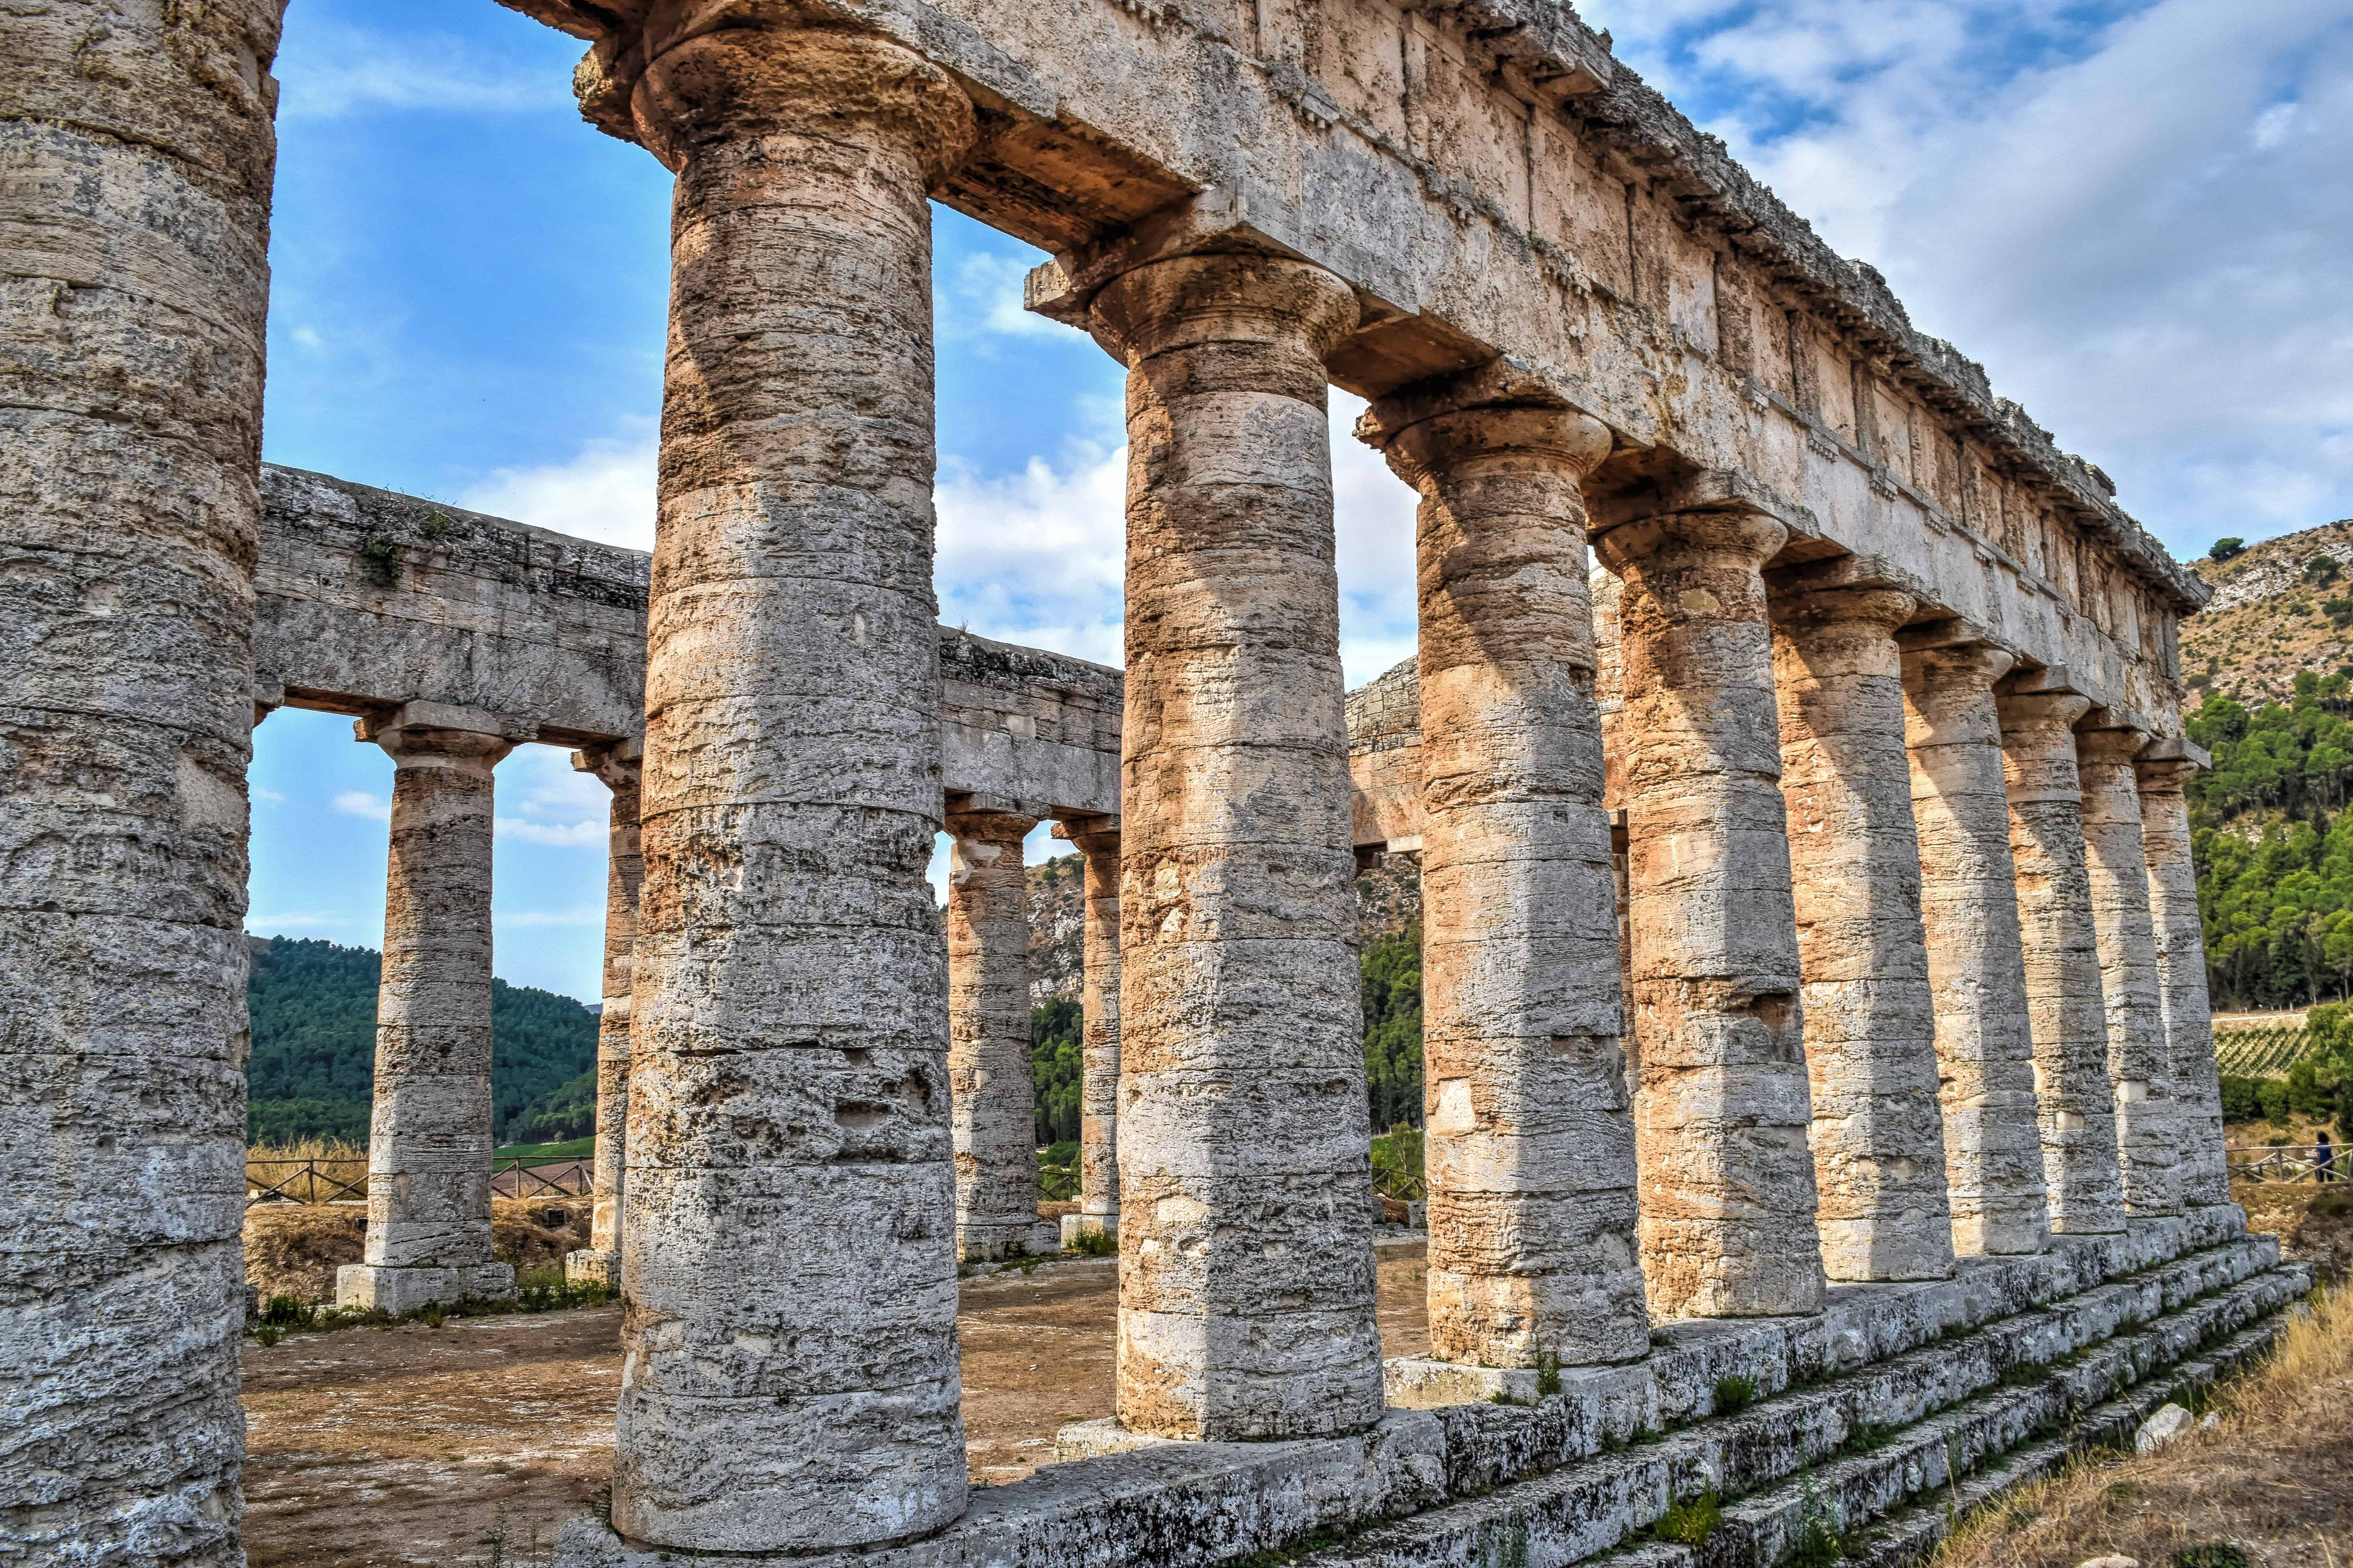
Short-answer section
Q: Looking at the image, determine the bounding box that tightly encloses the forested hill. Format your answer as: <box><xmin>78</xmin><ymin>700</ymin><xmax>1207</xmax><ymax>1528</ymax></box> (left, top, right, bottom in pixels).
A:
<box><xmin>245</xmin><ymin>937</ymin><xmax>598</xmax><ymax>1146</ymax></box>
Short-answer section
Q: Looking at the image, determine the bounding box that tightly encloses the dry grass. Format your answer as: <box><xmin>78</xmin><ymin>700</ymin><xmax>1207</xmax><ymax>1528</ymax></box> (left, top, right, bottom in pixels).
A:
<box><xmin>245</xmin><ymin>1139</ymin><xmax>369</xmax><ymax>1203</ymax></box>
<box><xmin>1935</xmin><ymin>1285</ymin><xmax>2353</xmax><ymax>1568</ymax></box>
<box><xmin>242</xmin><ymin>1196</ymin><xmax>594</xmax><ymax>1303</ymax></box>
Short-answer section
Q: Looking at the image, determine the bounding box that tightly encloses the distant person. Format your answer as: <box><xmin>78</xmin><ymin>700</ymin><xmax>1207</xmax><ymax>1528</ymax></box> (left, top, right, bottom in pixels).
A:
<box><xmin>2318</xmin><ymin>1130</ymin><xmax>2336</xmax><ymax>1184</ymax></box>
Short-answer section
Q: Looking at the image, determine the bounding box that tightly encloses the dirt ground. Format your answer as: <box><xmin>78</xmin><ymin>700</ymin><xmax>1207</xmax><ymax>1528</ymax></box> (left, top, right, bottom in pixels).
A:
<box><xmin>237</xmin><ymin>1238</ymin><xmax>1434</xmax><ymax>1568</ymax></box>
<box><xmin>243</xmin><ymin>1199</ymin><xmax>595</xmax><ymax>1304</ymax></box>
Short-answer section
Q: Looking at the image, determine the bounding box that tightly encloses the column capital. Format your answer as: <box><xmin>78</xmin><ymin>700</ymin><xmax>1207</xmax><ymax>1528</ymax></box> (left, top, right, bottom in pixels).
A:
<box><xmin>1086</xmin><ymin>251</ymin><xmax>1359</xmax><ymax>367</ymax></box>
<box><xmin>1768</xmin><ymin>582</ymin><xmax>1918</xmax><ymax>634</ymax></box>
<box><xmin>2133</xmin><ymin>756</ymin><xmax>2198</xmax><ymax>794</ymax></box>
<box><xmin>1995</xmin><ymin>687</ymin><xmax>2094</xmax><ymax>737</ymax></box>
<box><xmin>544</xmin><ymin>10</ymin><xmax>976</xmax><ymax>181</ymax></box>
<box><xmin>1902</xmin><ymin>641</ymin><xmax>2017</xmax><ymax>692</ymax></box>
<box><xmin>1356</xmin><ymin>396</ymin><xmax>1612</xmax><ymax>492</ymax></box>
<box><xmin>946</xmin><ymin>804</ymin><xmax>1039</xmax><ymax>847</ymax></box>
<box><xmin>572</xmin><ymin>735</ymin><xmax>644</xmax><ymax>794</ymax></box>
<box><xmin>2075</xmin><ymin>726</ymin><xmax>2153</xmax><ymax>766</ymax></box>
<box><xmin>1591</xmin><ymin>507</ymin><xmax>1788</xmax><ymax>575</ymax></box>
<box><xmin>357</xmin><ymin>703</ymin><xmax>523</xmax><ymax>772</ymax></box>
<box><xmin>1052</xmin><ymin>814</ymin><xmax>1122</xmax><ymax>855</ymax></box>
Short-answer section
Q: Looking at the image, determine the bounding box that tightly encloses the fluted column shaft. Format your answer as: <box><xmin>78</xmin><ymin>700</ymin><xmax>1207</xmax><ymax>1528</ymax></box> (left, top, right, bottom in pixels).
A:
<box><xmin>1769</xmin><ymin>585</ymin><xmax>1956</xmax><ymax>1281</ymax></box>
<box><xmin>1090</xmin><ymin>251</ymin><xmax>1384</xmax><ymax>1440</ymax></box>
<box><xmin>1364</xmin><ymin>396</ymin><xmax>1647</xmax><ymax>1367</ymax></box>
<box><xmin>1901</xmin><ymin>647</ymin><xmax>2052</xmax><ymax>1255</ymax></box>
<box><xmin>339</xmin><ymin>715</ymin><xmax>518</xmax><ymax>1312</ymax></box>
<box><xmin>567</xmin><ymin>745</ymin><xmax>643</xmax><ymax>1291</ymax></box>
<box><xmin>1062</xmin><ymin>819</ymin><xmax>1124</xmax><ymax>1238</ymax></box>
<box><xmin>1998</xmin><ymin>690</ymin><xmax>2127</xmax><ymax>1234</ymax></box>
<box><xmin>2077</xmin><ymin>729</ymin><xmax>2182</xmax><ymax>1215</ymax></box>
<box><xmin>606</xmin><ymin>18</ymin><xmax>976</xmax><ymax>1551</ymax></box>
<box><xmin>2137</xmin><ymin>759</ymin><xmax>2234</xmax><ymax>1212</ymax></box>
<box><xmin>1593</xmin><ymin>511</ymin><xmax>1826</xmax><ymax>1319</ymax></box>
<box><xmin>948</xmin><ymin>806</ymin><xmax>1054</xmax><ymax>1260</ymax></box>
<box><xmin>0</xmin><ymin>5</ymin><xmax>286</xmax><ymax>1558</ymax></box>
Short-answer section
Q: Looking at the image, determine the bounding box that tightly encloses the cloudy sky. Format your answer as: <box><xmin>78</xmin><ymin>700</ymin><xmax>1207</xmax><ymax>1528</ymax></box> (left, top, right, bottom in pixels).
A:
<box><xmin>246</xmin><ymin>0</ymin><xmax>2353</xmax><ymax>1000</ymax></box>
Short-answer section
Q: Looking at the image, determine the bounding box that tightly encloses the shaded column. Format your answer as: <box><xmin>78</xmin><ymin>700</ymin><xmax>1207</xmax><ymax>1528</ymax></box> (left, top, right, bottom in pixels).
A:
<box><xmin>1901</xmin><ymin>645</ymin><xmax>2052</xmax><ymax>1255</ymax></box>
<box><xmin>1089</xmin><ymin>251</ymin><xmax>1385</xmax><ymax>1439</ymax></box>
<box><xmin>1592</xmin><ymin>511</ymin><xmax>1826</xmax><ymax>1319</ymax></box>
<box><xmin>1058</xmin><ymin>815</ymin><xmax>1124</xmax><ymax>1246</ymax></box>
<box><xmin>337</xmin><ymin>706</ymin><xmax>519</xmax><ymax>1312</ymax></box>
<box><xmin>566</xmin><ymin>740</ymin><xmax>644</xmax><ymax>1292</ymax></box>
<box><xmin>1361</xmin><ymin>393</ymin><xmax>1646</xmax><ymax>1367</ymax></box>
<box><xmin>947</xmin><ymin>804</ymin><xmax>1058</xmax><ymax>1260</ymax></box>
<box><xmin>2078</xmin><ymin>727</ymin><xmax>2182</xmax><ymax>1216</ymax></box>
<box><xmin>1769</xmin><ymin>584</ymin><xmax>1955</xmax><ymax>1281</ymax></box>
<box><xmin>2137</xmin><ymin>754</ymin><xmax>2236</xmax><ymax>1214</ymax></box>
<box><xmin>1998</xmin><ymin>686</ymin><xmax>2127</xmax><ymax>1234</ymax></box>
<box><xmin>592</xmin><ymin>17</ymin><xmax>977</xmax><ymax>1552</ymax></box>
<box><xmin>0</xmin><ymin>4</ymin><xmax>287</xmax><ymax>1558</ymax></box>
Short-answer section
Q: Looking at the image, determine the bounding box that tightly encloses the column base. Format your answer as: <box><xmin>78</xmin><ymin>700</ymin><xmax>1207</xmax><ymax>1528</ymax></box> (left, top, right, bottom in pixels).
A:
<box><xmin>336</xmin><ymin>1262</ymin><xmax>515</xmax><ymax>1315</ymax></box>
<box><xmin>1383</xmin><ymin>1355</ymin><xmax>1656</xmax><ymax>1418</ymax></box>
<box><xmin>564</xmin><ymin>1249</ymin><xmax>620</xmax><ymax>1292</ymax></box>
<box><xmin>1052</xmin><ymin>1416</ymin><xmax>1178</xmax><ymax>1462</ymax></box>
<box><xmin>1060</xmin><ymin>1211</ymin><xmax>1118</xmax><ymax>1248</ymax></box>
<box><xmin>958</xmin><ymin>1218</ymin><xmax>1063</xmax><ymax>1262</ymax></box>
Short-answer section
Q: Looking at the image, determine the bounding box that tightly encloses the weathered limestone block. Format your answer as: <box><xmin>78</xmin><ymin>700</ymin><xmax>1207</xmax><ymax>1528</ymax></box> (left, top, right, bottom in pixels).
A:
<box><xmin>1998</xmin><ymin>690</ymin><xmax>2128</xmax><ymax>1235</ymax></box>
<box><xmin>1361</xmin><ymin>390</ymin><xmax>1647</xmax><ymax>1366</ymax></box>
<box><xmin>1768</xmin><ymin>584</ymin><xmax>1956</xmax><ymax>1282</ymax></box>
<box><xmin>337</xmin><ymin>707</ymin><xmax>520</xmax><ymax>1313</ymax></box>
<box><xmin>1059</xmin><ymin>816</ymin><xmax>1123</xmax><ymax>1245</ymax></box>
<box><xmin>572</xmin><ymin>12</ymin><xmax>978</xmax><ymax>1552</ymax></box>
<box><xmin>2136</xmin><ymin>757</ymin><xmax>2234</xmax><ymax>1214</ymax></box>
<box><xmin>568</xmin><ymin>741</ymin><xmax>643</xmax><ymax>1293</ymax></box>
<box><xmin>1592</xmin><ymin>511</ymin><xmax>1826</xmax><ymax>1319</ymax></box>
<box><xmin>949</xmin><ymin>805</ymin><xmax>1058</xmax><ymax>1260</ymax></box>
<box><xmin>0</xmin><ymin>4</ymin><xmax>287</xmax><ymax>1559</ymax></box>
<box><xmin>2077</xmin><ymin>729</ymin><xmax>2182</xmax><ymax>1217</ymax></box>
<box><xmin>1900</xmin><ymin>646</ymin><xmax>2052</xmax><ymax>1256</ymax></box>
<box><xmin>1089</xmin><ymin>251</ymin><xmax>1386</xmax><ymax>1439</ymax></box>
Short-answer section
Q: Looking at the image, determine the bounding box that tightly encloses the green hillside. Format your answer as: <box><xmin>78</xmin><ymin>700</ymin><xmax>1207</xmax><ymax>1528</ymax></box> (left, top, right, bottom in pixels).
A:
<box><xmin>245</xmin><ymin>937</ymin><xmax>599</xmax><ymax>1146</ymax></box>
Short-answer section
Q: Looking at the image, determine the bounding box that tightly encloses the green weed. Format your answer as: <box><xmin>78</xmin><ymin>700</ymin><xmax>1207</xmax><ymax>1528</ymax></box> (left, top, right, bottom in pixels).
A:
<box><xmin>1714</xmin><ymin>1374</ymin><xmax>1759</xmax><ymax>1415</ymax></box>
<box><xmin>1653</xmin><ymin>1489</ymin><xmax>1721</xmax><ymax>1547</ymax></box>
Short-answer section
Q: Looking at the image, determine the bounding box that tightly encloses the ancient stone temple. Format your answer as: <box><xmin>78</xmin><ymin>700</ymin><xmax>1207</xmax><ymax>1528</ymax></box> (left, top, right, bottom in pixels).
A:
<box><xmin>0</xmin><ymin>1</ymin><xmax>2307</xmax><ymax>1565</ymax></box>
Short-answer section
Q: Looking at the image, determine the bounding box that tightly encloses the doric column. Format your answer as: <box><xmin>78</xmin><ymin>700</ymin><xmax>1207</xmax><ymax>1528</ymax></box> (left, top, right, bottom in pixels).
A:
<box><xmin>1360</xmin><ymin>391</ymin><xmax>1646</xmax><ymax>1367</ymax></box>
<box><xmin>573</xmin><ymin>13</ymin><xmax>977</xmax><ymax>1552</ymax></box>
<box><xmin>566</xmin><ymin>740</ymin><xmax>643</xmax><ymax>1292</ymax></box>
<box><xmin>0</xmin><ymin>4</ymin><xmax>286</xmax><ymax>1558</ymax></box>
<box><xmin>1057</xmin><ymin>816</ymin><xmax>1123</xmax><ymax>1245</ymax></box>
<box><xmin>2078</xmin><ymin>727</ymin><xmax>2182</xmax><ymax>1216</ymax></box>
<box><xmin>947</xmin><ymin>803</ymin><xmax>1057</xmax><ymax>1260</ymax></box>
<box><xmin>1901</xmin><ymin>645</ymin><xmax>2052</xmax><ymax>1255</ymax></box>
<box><xmin>337</xmin><ymin>706</ymin><xmax>519</xmax><ymax>1312</ymax></box>
<box><xmin>2136</xmin><ymin>754</ymin><xmax>2235</xmax><ymax>1214</ymax></box>
<box><xmin>1088</xmin><ymin>250</ymin><xmax>1385</xmax><ymax>1440</ymax></box>
<box><xmin>1768</xmin><ymin>583</ymin><xmax>1956</xmax><ymax>1281</ymax></box>
<box><xmin>1592</xmin><ymin>511</ymin><xmax>1826</xmax><ymax>1319</ymax></box>
<box><xmin>1998</xmin><ymin>686</ymin><xmax>2127</xmax><ymax>1234</ymax></box>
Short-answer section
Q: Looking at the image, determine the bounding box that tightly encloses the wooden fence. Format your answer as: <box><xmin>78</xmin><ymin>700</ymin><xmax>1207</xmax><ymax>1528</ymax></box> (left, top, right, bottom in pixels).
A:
<box><xmin>245</xmin><ymin>1155</ymin><xmax>594</xmax><ymax>1207</ymax></box>
<box><xmin>2227</xmin><ymin>1144</ymin><xmax>2346</xmax><ymax>1183</ymax></box>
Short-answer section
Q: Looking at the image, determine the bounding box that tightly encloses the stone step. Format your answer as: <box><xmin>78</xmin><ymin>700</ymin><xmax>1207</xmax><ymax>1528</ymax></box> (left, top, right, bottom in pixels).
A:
<box><xmin>1306</xmin><ymin>1263</ymin><xmax>2310</xmax><ymax>1567</ymax></box>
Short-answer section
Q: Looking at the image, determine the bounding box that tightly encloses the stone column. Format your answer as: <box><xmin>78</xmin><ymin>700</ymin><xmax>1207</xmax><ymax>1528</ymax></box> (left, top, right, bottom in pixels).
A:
<box><xmin>583</xmin><ymin>15</ymin><xmax>977</xmax><ymax>1552</ymax></box>
<box><xmin>566</xmin><ymin>741</ymin><xmax>644</xmax><ymax>1292</ymax></box>
<box><xmin>1058</xmin><ymin>816</ymin><xmax>1124</xmax><ymax>1247</ymax></box>
<box><xmin>1593</xmin><ymin>511</ymin><xmax>1826</xmax><ymax>1319</ymax></box>
<box><xmin>336</xmin><ymin>707</ymin><xmax>519</xmax><ymax>1313</ymax></box>
<box><xmin>2078</xmin><ymin>727</ymin><xmax>2182</xmax><ymax>1216</ymax></box>
<box><xmin>947</xmin><ymin>804</ymin><xmax>1058</xmax><ymax>1260</ymax></box>
<box><xmin>1901</xmin><ymin>646</ymin><xmax>2052</xmax><ymax>1255</ymax></box>
<box><xmin>1769</xmin><ymin>584</ymin><xmax>1956</xmax><ymax>1281</ymax></box>
<box><xmin>1361</xmin><ymin>392</ymin><xmax>1647</xmax><ymax>1367</ymax></box>
<box><xmin>0</xmin><ymin>4</ymin><xmax>286</xmax><ymax>1559</ymax></box>
<box><xmin>2137</xmin><ymin>754</ymin><xmax>2235</xmax><ymax>1214</ymax></box>
<box><xmin>1089</xmin><ymin>251</ymin><xmax>1385</xmax><ymax>1439</ymax></box>
<box><xmin>1998</xmin><ymin>686</ymin><xmax>2128</xmax><ymax>1234</ymax></box>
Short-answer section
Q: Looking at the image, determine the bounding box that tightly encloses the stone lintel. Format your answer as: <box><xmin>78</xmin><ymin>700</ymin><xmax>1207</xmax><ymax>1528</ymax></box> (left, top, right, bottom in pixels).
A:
<box><xmin>1052</xmin><ymin>812</ymin><xmax>1121</xmax><ymax>840</ymax></box>
<box><xmin>1584</xmin><ymin>467</ymin><xmax>1822</xmax><ymax>544</ymax></box>
<box><xmin>948</xmin><ymin>789</ymin><xmax>1056</xmax><ymax>822</ymax></box>
<box><xmin>573</xmin><ymin>733</ymin><xmax>645</xmax><ymax>769</ymax></box>
<box><xmin>2137</xmin><ymin>735</ymin><xmax>2211</xmax><ymax>771</ymax></box>
<box><xmin>2076</xmin><ymin>707</ymin><xmax>2153</xmax><ymax>742</ymax></box>
<box><xmin>1764</xmin><ymin>550</ymin><xmax>1929</xmax><ymax>601</ymax></box>
<box><xmin>1999</xmin><ymin>663</ymin><xmax>2079</xmax><ymax>698</ymax></box>
<box><xmin>357</xmin><ymin>700</ymin><xmax>539</xmax><ymax>746</ymax></box>
<box><xmin>1352</xmin><ymin>355</ymin><xmax>1623</xmax><ymax>450</ymax></box>
<box><xmin>1894</xmin><ymin>611</ymin><xmax>2019</xmax><ymax>663</ymax></box>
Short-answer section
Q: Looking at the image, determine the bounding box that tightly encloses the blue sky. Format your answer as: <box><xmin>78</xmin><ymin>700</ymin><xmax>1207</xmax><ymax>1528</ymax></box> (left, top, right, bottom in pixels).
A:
<box><xmin>247</xmin><ymin>0</ymin><xmax>2353</xmax><ymax>1000</ymax></box>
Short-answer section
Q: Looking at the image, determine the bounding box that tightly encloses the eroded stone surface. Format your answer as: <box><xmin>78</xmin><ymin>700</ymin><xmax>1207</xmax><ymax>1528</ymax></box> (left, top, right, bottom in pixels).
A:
<box><xmin>1901</xmin><ymin>647</ymin><xmax>2052</xmax><ymax>1256</ymax></box>
<box><xmin>2136</xmin><ymin>759</ymin><xmax>2233</xmax><ymax>1214</ymax></box>
<box><xmin>1594</xmin><ymin>511</ymin><xmax>1825</xmax><ymax>1319</ymax></box>
<box><xmin>1770</xmin><ymin>583</ymin><xmax>1956</xmax><ymax>1282</ymax></box>
<box><xmin>1090</xmin><ymin>251</ymin><xmax>1386</xmax><ymax>1440</ymax></box>
<box><xmin>567</xmin><ymin>742</ymin><xmax>643</xmax><ymax>1292</ymax></box>
<box><xmin>1363</xmin><ymin>393</ymin><xmax>1646</xmax><ymax>1367</ymax></box>
<box><xmin>1999</xmin><ymin>690</ymin><xmax>2128</xmax><ymax>1236</ymax></box>
<box><xmin>2076</xmin><ymin>728</ymin><xmax>2182</xmax><ymax>1218</ymax></box>
<box><xmin>949</xmin><ymin>807</ymin><xmax>1056</xmax><ymax>1261</ymax></box>
<box><xmin>1060</xmin><ymin>817</ymin><xmax>1124</xmax><ymax>1236</ymax></box>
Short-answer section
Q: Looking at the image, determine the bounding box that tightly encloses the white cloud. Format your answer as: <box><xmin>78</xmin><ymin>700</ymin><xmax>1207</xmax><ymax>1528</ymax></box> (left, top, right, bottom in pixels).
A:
<box><xmin>1576</xmin><ymin>0</ymin><xmax>2353</xmax><ymax>554</ymax></box>
<box><xmin>1330</xmin><ymin>392</ymin><xmax>1423</xmax><ymax>688</ymax></box>
<box><xmin>332</xmin><ymin>790</ymin><xmax>390</xmax><ymax>822</ymax></box>
<box><xmin>496</xmin><ymin>818</ymin><xmax>606</xmax><ymax>848</ymax></box>
<box><xmin>937</xmin><ymin>251</ymin><xmax>1075</xmax><ymax>346</ymax></box>
<box><xmin>934</xmin><ymin>440</ymin><xmax>1130</xmax><ymax>667</ymax></box>
<box><xmin>277</xmin><ymin>23</ymin><xmax>568</xmax><ymax>120</ymax></box>
<box><xmin>459</xmin><ymin>426</ymin><xmax>658</xmax><ymax>551</ymax></box>
<box><xmin>253</xmin><ymin>787</ymin><xmax>286</xmax><ymax>807</ymax></box>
